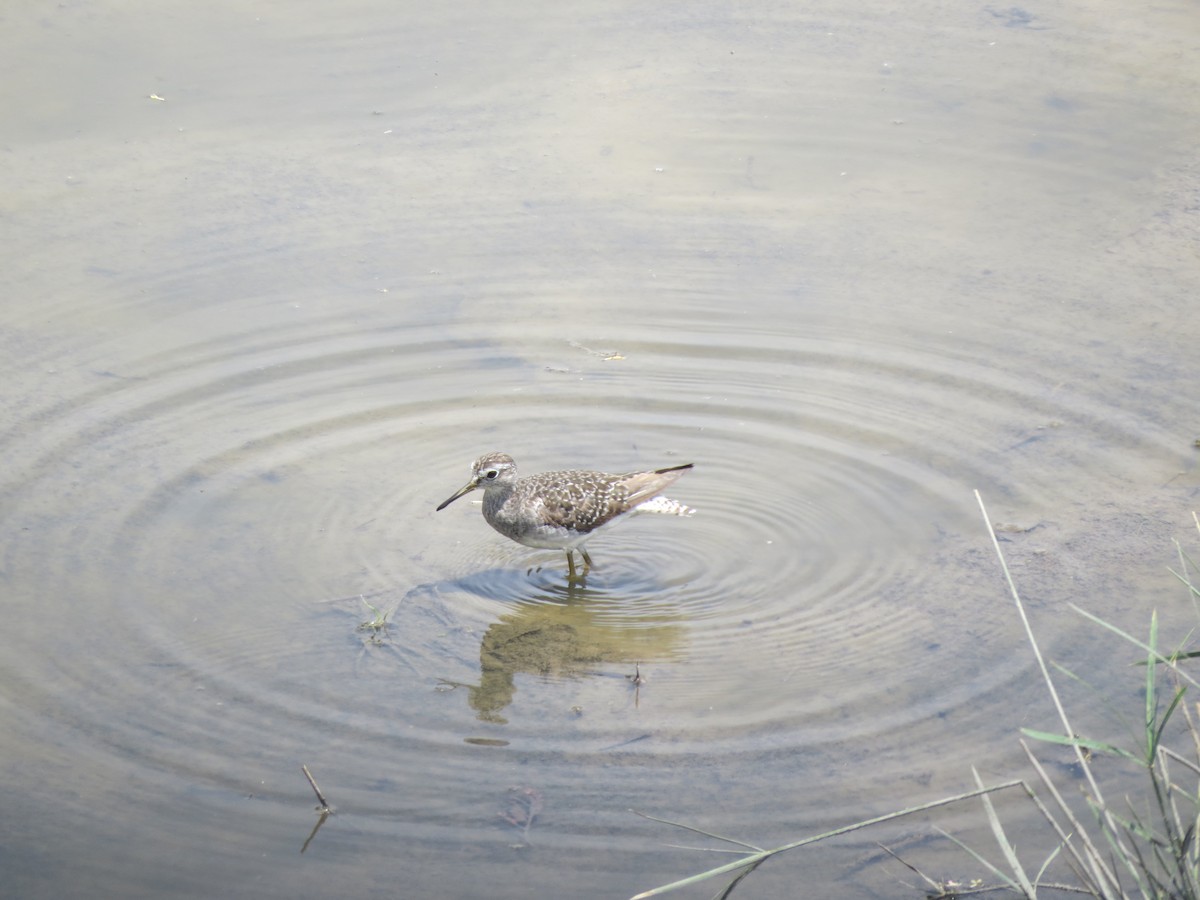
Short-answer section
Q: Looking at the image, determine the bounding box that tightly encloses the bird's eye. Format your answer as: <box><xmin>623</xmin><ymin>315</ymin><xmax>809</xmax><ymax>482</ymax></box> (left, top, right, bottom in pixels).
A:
<box><xmin>485</xmin><ymin>469</ymin><xmax>498</xmax><ymax>479</ymax></box>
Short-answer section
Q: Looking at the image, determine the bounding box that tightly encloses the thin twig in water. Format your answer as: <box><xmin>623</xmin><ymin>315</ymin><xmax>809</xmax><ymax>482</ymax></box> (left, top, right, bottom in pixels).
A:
<box><xmin>302</xmin><ymin>764</ymin><xmax>332</xmax><ymax>813</ymax></box>
<box><xmin>499</xmin><ymin>786</ymin><xmax>543</xmax><ymax>847</ymax></box>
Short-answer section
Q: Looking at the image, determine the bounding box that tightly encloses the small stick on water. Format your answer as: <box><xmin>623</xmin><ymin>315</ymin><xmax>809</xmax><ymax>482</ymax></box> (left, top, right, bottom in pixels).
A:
<box><xmin>627</xmin><ymin>661</ymin><xmax>645</xmax><ymax>708</ymax></box>
<box><xmin>302</xmin><ymin>765</ymin><xmax>332</xmax><ymax>813</ymax></box>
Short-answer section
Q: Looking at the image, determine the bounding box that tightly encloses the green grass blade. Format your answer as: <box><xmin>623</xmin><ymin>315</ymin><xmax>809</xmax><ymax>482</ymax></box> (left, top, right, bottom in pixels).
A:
<box><xmin>1145</xmin><ymin>610</ymin><xmax>1158</xmax><ymax>758</ymax></box>
<box><xmin>934</xmin><ymin>826</ymin><xmax>1021</xmax><ymax>892</ymax></box>
<box><xmin>1019</xmin><ymin>740</ymin><xmax>1121</xmax><ymax>896</ymax></box>
<box><xmin>1019</xmin><ymin>728</ymin><xmax>1137</xmax><ymax>761</ymax></box>
<box><xmin>629</xmin><ymin>780</ymin><xmax>1026</xmax><ymax>900</ymax></box>
<box><xmin>630</xmin><ymin>810</ymin><xmax>764</xmax><ymax>852</ymax></box>
<box><xmin>1152</xmin><ymin>687</ymin><xmax>1187</xmax><ymax>758</ymax></box>
<box><xmin>1068</xmin><ymin>604</ymin><xmax>1200</xmax><ymax>690</ymax></box>
<box><xmin>972</xmin><ymin>765</ymin><xmax>1035</xmax><ymax>896</ymax></box>
<box><xmin>1033</xmin><ymin>840</ymin><xmax>1064</xmax><ymax>886</ymax></box>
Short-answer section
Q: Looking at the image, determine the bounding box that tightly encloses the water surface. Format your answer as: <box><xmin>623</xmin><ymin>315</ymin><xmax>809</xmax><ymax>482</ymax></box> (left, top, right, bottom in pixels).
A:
<box><xmin>2</xmin><ymin>1</ymin><xmax>1199</xmax><ymax>897</ymax></box>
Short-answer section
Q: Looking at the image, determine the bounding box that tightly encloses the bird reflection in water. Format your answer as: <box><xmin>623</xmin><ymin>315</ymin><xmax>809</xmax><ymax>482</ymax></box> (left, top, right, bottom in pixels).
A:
<box><xmin>447</xmin><ymin>594</ymin><xmax>684</xmax><ymax>723</ymax></box>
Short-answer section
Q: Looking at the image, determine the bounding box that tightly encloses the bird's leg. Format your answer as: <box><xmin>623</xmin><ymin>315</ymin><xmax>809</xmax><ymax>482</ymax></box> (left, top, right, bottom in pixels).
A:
<box><xmin>565</xmin><ymin>550</ymin><xmax>579</xmax><ymax>582</ymax></box>
<box><xmin>580</xmin><ymin>547</ymin><xmax>593</xmax><ymax>576</ymax></box>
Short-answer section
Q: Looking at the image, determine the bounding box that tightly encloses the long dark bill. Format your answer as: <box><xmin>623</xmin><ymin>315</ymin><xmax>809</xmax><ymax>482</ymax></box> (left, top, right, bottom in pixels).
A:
<box><xmin>436</xmin><ymin>481</ymin><xmax>477</xmax><ymax>511</ymax></box>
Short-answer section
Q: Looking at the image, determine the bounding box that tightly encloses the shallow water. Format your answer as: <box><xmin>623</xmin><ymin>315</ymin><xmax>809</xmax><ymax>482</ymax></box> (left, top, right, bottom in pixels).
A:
<box><xmin>2</xmin><ymin>1</ymin><xmax>1199</xmax><ymax>897</ymax></box>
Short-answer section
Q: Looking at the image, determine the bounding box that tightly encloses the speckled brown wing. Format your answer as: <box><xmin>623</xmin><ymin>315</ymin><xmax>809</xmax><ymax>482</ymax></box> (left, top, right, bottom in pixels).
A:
<box><xmin>534</xmin><ymin>465</ymin><xmax>693</xmax><ymax>535</ymax></box>
<box><xmin>529</xmin><ymin>470</ymin><xmax>629</xmax><ymax>534</ymax></box>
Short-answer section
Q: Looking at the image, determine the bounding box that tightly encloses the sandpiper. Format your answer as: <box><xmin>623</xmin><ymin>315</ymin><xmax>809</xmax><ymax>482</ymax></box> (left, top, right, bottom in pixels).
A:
<box><xmin>436</xmin><ymin>452</ymin><xmax>694</xmax><ymax>580</ymax></box>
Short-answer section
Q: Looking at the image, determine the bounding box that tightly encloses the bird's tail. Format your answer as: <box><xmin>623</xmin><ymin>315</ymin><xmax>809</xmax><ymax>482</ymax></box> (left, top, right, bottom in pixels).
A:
<box><xmin>634</xmin><ymin>496</ymin><xmax>695</xmax><ymax>517</ymax></box>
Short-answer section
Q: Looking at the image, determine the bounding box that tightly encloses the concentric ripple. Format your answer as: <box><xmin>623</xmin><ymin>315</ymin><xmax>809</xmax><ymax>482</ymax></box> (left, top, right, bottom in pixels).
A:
<box><xmin>3</xmin><ymin>277</ymin><xmax>1189</xmax><ymax>795</ymax></box>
